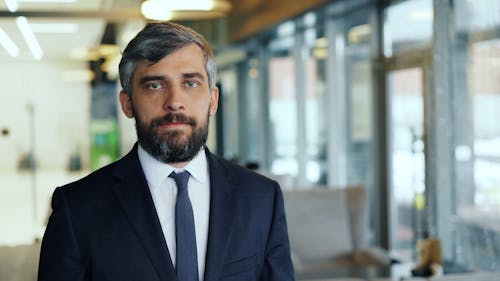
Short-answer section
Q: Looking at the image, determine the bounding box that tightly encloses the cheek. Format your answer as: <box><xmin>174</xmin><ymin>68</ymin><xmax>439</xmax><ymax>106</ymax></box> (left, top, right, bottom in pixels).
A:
<box><xmin>132</xmin><ymin>99</ymin><xmax>159</xmax><ymax>117</ymax></box>
<box><xmin>130</xmin><ymin>106</ymin><xmax>152</xmax><ymax>127</ymax></box>
<box><xmin>190</xmin><ymin>98</ymin><xmax>210</xmax><ymax>112</ymax></box>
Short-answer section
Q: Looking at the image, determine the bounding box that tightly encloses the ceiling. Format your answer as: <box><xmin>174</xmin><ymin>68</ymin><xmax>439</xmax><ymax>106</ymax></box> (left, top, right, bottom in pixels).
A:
<box><xmin>0</xmin><ymin>0</ymin><xmax>144</xmax><ymax>61</ymax></box>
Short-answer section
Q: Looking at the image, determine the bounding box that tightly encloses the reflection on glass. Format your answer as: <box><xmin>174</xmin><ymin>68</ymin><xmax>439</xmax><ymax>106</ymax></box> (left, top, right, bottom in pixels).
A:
<box><xmin>218</xmin><ymin>68</ymin><xmax>239</xmax><ymax>160</ymax></box>
<box><xmin>384</xmin><ymin>0</ymin><xmax>432</xmax><ymax>57</ymax></box>
<box><xmin>454</xmin><ymin>0</ymin><xmax>500</xmax><ymax>269</ymax></box>
<box><xmin>304</xmin><ymin>29</ymin><xmax>327</xmax><ymax>185</ymax></box>
<box><xmin>388</xmin><ymin>68</ymin><xmax>425</xmax><ymax>255</ymax></box>
<box><xmin>269</xmin><ymin>54</ymin><xmax>297</xmax><ymax>179</ymax></box>
<box><xmin>384</xmin><ymin>0</ymin><xmax>433</xmax><ymax>261</ymax></box>
<box><xmin>471</xmin><ymin>40</ymin><xmax>500</xmax><ymax>207</ymax></box>
<box><xmin>268</xmin><ymin>26</ymin><xmax>328</xmax><ymax>186</ymax></box>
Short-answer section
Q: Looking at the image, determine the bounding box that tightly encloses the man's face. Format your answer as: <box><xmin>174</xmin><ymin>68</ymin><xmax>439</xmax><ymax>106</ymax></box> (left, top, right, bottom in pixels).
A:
<box><xmin>119</xmin><ymin>44</ymin><xmax>219</xmax><ymax>167</ymax></box>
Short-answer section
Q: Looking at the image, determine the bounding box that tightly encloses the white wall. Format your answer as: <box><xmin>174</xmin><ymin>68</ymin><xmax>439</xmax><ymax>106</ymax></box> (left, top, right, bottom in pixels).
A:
<box><xmin>0</xmin><ymin>59</ymin><xmax>91</xmax><ymax>171</ymax></box>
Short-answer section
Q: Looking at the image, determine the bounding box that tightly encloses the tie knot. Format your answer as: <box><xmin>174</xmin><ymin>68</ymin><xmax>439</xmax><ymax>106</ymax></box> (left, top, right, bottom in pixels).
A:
<box><xmin>169</xmin><ymin>171</ymin><xmax>190</xmax><ymax>192</ymax></box>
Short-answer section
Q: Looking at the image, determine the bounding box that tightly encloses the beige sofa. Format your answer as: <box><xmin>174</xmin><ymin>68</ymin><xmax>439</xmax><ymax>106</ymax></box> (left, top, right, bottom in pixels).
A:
<box><xmin>283</xmin><ymin>186</ymin><xmax>391</xmax><ymax>280</ymax></box>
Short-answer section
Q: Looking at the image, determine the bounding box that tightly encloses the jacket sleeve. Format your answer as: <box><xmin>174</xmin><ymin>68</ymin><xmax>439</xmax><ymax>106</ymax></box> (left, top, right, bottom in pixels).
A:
<box><xmin>260</xmin><ymin>183</ymin><xmax>295</xmax><ymax>281</ymax></box>
<box><xmin>38</xmin><ymin>187</ymin><xmax>86</xmax><ymax>281</ymax></box>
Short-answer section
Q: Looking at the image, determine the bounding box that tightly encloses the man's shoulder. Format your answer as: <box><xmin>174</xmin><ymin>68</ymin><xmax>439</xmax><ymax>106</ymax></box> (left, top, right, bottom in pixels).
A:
<box><xmin>61</xmin><ymin>146</ymin><xmax>139</xmax><ymax>193</ymax></box>
<box><xmin>58</xmin><ymin>160</ymin><xmax>120</xmax><ymax>196</ymax></box>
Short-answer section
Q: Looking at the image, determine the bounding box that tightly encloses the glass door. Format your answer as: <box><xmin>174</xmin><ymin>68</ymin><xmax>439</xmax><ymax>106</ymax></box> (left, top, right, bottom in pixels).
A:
<box><xmin>266</xmin><ymin>15</ymin><xmax>327</xmax><ymax>187</ymax></box>
<box><xmin>387</xmin><ymin>65</ymin><xmax>427</xmax><ymax>260</ymax></box>
<box><xmin>452</xmin><ymin>0</ymin><xmax>500</xmax><ymax>270</ymax></box>
<box><xmin>267</xmin><ymin>23</ymin><xmax>298</xmax><ymax>185</ymax></box>
<box><xmin>383</xmin><ymin>0</ymin><xmax>433</xmax><ymax>260</ymax></box>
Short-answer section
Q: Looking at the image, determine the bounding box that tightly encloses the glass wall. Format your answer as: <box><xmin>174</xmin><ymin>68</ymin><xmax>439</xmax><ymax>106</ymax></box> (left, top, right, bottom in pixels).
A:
<box><xmin>383</xmin><ymin>0</ymin><xmax>433</xmax><ymax>260</ymax></box>
<box><xmin>240</xmin><ymin>51</ymin><xmax>268</xmax><ymax>168</ymax></box>
<box><xmin>452</xmin><ymin>0</ymin><xmax>500</xmax><ymax>271</ymax></box>
<box><xmin>266</xmin><ymin>14</ymin><xmax>329</xmax><ymax>187</ymax></box>
<box><xmin>303</xmin><ymin>16</ymin><xmax>328</xmax><ymax>186</ymax></box>
<box><xmin>340</xmin><ymin>8</ymin><xmax>376</xmax><ymax>190</ymax></box>
<box><xmin>387</xmin><ymin>67</ymin><xmax>425</xmax><ymax>253</ymax></box>
<box><xmin>218</xmin><ymin>67</ymin><xmax>240</xmax><ymax>160</ymax></box>
<box><xmin>225</xmin><ymin>0</ymin><xmax>500</xmax><ymax>271</ymax></box>
<box><xmin>268</xmin><ymin>25</ymin><xmax>298</xmax><ymax>184</ymax></box>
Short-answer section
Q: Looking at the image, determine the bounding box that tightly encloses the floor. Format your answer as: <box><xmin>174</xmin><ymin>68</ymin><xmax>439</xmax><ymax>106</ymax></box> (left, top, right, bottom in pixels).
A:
<box><xmin>0</xmin><ymin>243</ymin><xmax>40</xmax><ymax>281</ymax></box>
<box><xmin>0</xmin><ymin>169</ymin><xmax>88</xmax><ymax>281</ymax></box>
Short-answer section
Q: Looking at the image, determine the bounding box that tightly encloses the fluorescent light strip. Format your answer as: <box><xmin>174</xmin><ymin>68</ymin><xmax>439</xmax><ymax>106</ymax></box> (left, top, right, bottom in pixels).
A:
<box><xmin>141</xmin><ymin>1</ymin><xmax>173</xmax><ymax>21</ymax></box>
<box><xmin>16</xmin><ymin>16</ymin><xmax>43</xmax><ymax>60</ymax></box>
<box><xmin>31</xmin><ymin>23</ymin><xmax>79</xmax><ymax>33</ymax></box>
<box><xmin>17</xmin><ymin>0</ymin><xmax>77</xmax><ymax>3</ymax></box>
<box><xmin>4</xmin><ymin>0</ymin><xmax>18</xmax><ymax>12</ymax></box>
<box><xmin>0</xmin><ymin>28</ymin><xmax>20</xmax><ymax>57</ymax></box>
<box><xmin>141</xmin><ymin>0</ymin><xmax>220</xmax><ymax>20</ymax></box>
<box><xmin>145</xmin><ymin>0</ymin><xmax>214</xmax><ymax>11</ymax></box>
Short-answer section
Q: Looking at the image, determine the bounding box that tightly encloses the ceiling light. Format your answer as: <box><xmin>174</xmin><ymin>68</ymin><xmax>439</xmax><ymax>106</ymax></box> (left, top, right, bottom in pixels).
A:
<box><xmin>303</xmin><ymin>12</ymin><xmax>316</xmax><ymax>27</ymax></box>
<box><xmin>143</xmin><ymin>0</ymin><xmax>215</xmax><ymax>12</ymax></box>
<box><xmin>141</xmin><ymin>0</ymin><xmax>231</xmax><ymax>21</ymax></box>
<box><xmin>0</xmin><ymin>27</ymin><xmax>20</xmax><ymax>57</ymax></box>
<box><xmin>61</xmin><ymin>69</ymin><xmax>95</xmax><ymax>83</ymax></box>
<box><xmin>348</xmin><ymin>24</ymin><xmax>371</xmax><ymax>44</ymax></box>
<box><xmin>4</xmin><ymin>0</ymin><xmax>18</xmax><ymax>12</ymax></box>
<box><xmin>30</xmin><ymin>23</ymin><xmax>79</xmax><ymax>33</ymax></box>
<box><xmin>141</xmin><ymin>1</ymin><xmax>174</xmax><ymax>21</ymax></box>
<box><xmin>410</xmin><ymin>9</ymin><xmax>433</xmax><ymax>21</ymax></box>
<box><xmin>16</xmin><ymin>16</ymin><xmax>43</xmax><ymax>60</ymax></box>
<box><xmin>69</xmin><ymin>46</ymin><xmax>91</xmax><ymax>60</ymax></box>
<box><xmin>315</xmin><ymin>37</ymin><xmax>328</xmax><ymax>48</ymax></box>
<box><xmin>277</xmin><ymin>21</ymin><xmax>295</xmax><ymax>37</ymax></box>
<box><xmin>17</xmin><ymin>0</ymin><xmax>77</xmax><ymax>3</ymax></box>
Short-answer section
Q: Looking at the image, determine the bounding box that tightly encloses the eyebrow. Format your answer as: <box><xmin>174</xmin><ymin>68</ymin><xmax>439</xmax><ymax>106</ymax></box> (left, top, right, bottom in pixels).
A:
<box><xmin>138</xmin><ymin>72</ymin><xmax>206</xmax><ymax>85</ymax></box>
<box><xmin>182</xmin><ymin>72</ymin><xmax>205</xmax><ymax>81</ymax></box>
<box><xmin>138</xmin><ymin>75</ymin><xmax>165</xmax><ymax>85</ymax></box>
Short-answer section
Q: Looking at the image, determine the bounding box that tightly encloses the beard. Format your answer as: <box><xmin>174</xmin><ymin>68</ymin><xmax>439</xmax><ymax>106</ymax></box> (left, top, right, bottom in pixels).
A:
<box><xmin>134</xmin><ymin>111</ymin><xmax>209</xmax><ymax>164</ymax></box>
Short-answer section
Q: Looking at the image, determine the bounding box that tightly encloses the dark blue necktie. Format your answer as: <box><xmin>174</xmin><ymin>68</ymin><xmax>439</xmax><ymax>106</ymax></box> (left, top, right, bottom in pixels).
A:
<box><xmin>169</xmin><ymin>171</ymin><xmax>199</xmax><ymax>281</ymax></box>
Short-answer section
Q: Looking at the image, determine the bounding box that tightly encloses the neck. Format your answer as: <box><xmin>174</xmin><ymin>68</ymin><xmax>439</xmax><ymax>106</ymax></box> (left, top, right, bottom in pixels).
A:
<box><xmin>168</xmin><ymin>161</ymin><xmax>189</xmax><ymax>169</ymax></box>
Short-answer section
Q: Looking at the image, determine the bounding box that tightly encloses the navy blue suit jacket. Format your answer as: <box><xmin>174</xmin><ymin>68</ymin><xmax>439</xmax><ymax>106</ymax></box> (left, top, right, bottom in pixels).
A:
<box><xmin>38</xmin><ymin>145</ymin><xmax>294</xmax><ymax>281</ymax></box>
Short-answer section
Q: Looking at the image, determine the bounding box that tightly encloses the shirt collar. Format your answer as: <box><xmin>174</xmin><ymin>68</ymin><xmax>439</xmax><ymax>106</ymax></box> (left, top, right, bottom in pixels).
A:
<box><xmin>138</xmin><ymin>144</ymin><xmax>208</xmax><ymax>188</ymax></box>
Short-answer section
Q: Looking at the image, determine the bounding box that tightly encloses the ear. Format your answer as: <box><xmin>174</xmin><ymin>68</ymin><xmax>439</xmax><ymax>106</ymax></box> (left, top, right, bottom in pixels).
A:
<box><xmin>119</xmin><ymin>90</ymin><xmax>134</xmax><ymax>118</ymax></box>
<box><xmin>209</xmin><ymin>86</ymin><xmax>219</xmax><ymax>116</ymax></box>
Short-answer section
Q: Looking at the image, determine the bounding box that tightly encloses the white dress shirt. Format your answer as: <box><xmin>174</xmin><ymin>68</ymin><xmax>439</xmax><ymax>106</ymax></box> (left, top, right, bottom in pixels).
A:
<box><xmin>138</xmin><ymin>145</ymin><xmax>210</xmax><ymax>281</ymax></box>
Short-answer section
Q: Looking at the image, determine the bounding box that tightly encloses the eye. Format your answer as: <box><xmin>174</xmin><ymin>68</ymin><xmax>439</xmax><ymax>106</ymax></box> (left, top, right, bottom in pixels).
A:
<box><xmin>184</xmin><ymin>80</ymin><xmax>200</xmax><ymax>88</ymax></box>
<box><xmin>145</xmin><ymin>82</ymin><xmax>163</xmax><ymax>90</ymax></box>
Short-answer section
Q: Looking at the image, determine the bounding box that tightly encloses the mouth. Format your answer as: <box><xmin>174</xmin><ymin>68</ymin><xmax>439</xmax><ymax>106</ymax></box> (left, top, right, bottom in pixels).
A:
<box><xmin>152</xmin><ymin>114</ymin><xmax>195</xmax><ymax>130</ymax></box>
<box><xmin>157</xmin><ymin>122</ymin><xmax>189</xmax><ymax>130</ymax></box>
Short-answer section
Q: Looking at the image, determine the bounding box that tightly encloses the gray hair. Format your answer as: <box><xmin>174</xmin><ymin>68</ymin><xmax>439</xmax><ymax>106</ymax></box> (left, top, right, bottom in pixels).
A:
<box><xmin>119</xmin><ymin>21</ymin><xmax>217</xmax><ymax>95</ymax></box>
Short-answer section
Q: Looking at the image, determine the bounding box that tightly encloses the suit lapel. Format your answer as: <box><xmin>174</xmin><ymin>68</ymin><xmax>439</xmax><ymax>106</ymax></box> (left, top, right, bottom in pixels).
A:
<box><xmin>111</xmin><ymin>145</ymin><xmax>177</xmax><ymax>281</ymax></box>
<box><xmin>203</xmin><ymin>151</ymin><xmax>235</xmax><ymax>281</ymax></box>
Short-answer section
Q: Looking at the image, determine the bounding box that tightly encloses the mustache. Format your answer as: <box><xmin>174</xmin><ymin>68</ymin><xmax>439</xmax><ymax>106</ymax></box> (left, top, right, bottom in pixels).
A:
<box><xmin>151</xmin><ymin>113</ymin><xmax>196</xmax><ymax>128</ymax></box>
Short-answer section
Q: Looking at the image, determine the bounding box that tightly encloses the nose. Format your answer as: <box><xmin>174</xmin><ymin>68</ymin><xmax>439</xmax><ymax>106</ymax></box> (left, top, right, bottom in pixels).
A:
<box><xmin>163</xmin><ymin>85</ymin><xmax>185</xmax><ymax>111</ymax></box>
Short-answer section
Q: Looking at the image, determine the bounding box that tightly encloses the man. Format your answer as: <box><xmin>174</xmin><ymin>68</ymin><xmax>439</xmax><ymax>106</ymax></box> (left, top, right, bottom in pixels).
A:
<box><xmin>37</xmin><ymin>21</ymin><xmax>294</xmax><ymax>281</ymax></box>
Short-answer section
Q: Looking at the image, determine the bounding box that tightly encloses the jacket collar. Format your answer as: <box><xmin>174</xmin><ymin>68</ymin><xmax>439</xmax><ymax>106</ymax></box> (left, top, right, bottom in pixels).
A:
<box><xmin>111</xmin><ymin>144</ymin><xmax>177</xmax><ymax>281</ymax></box>
<box><xmin>203</xmin><ymin>150</ymin><xmax>235</xmax><ymax>281</ymax></box>
<box><xmin>111</xmin><ymin>144</ymin><xmax>236</xmax><ymax>281</ymax></box>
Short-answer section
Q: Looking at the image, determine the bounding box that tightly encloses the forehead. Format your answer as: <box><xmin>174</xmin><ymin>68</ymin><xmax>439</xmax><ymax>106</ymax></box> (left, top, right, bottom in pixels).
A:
<box><xmin>135</xmin><ymin>44</ymin><xmax>206</xmax><ymax>75</ymax></box>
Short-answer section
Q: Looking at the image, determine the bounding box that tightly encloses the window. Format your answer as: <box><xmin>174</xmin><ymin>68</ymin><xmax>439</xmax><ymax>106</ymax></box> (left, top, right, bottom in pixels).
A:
<box><xmin>452</xmin><ymin>0</ymin><xmax>500</xmax><ymax>270</ymax></box>
<box><xmin>383</xmin><ymin>0</ymin><xmax>433</xmax><ymax>260</ymax></box>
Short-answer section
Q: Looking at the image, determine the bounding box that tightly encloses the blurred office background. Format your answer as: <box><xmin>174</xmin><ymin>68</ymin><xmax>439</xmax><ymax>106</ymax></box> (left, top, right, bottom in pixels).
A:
<box><xmin>0</xmin><ymin>0</ymin><xmax>499</xmax><ymax>280</ymax></box>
